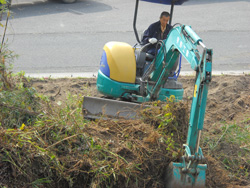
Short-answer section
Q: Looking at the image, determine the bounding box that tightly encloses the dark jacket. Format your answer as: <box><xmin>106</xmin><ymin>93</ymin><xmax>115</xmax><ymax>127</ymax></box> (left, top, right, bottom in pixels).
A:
<box><xmin>141</xmin><ymin>21</ymin><xmax>172</xmax><ymax>45</ymax></box>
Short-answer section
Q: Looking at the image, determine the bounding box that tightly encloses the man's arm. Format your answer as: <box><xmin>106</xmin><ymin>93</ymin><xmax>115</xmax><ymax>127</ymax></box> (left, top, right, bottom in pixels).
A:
<box><xmin>141</xmin><ymin>25</ymin><xmax>153</xmax><ymax>45</ymax></box>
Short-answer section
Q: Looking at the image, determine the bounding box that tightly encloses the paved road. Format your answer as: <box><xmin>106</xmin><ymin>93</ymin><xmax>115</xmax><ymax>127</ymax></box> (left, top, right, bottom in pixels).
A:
<box><xmin>2</xmin><ymin>0</ymin><xmax>250</xmax><ymax>76</ymax></box>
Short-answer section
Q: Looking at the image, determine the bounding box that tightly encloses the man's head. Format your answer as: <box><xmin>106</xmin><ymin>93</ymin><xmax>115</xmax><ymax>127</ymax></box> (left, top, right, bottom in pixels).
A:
<box><xmin>160</xmin><ymin>11</ymin><xmax>170</xmax><ymax>27</ymax></box>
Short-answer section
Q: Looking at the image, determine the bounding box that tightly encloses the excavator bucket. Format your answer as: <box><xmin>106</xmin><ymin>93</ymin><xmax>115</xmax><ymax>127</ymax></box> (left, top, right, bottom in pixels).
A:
<box><xmin>82</xmin><ymin>96</ymin><xmax>148</xmax><ymax>120</ymax></box>
<box><xmin>165</xmin><ymin>162</ymin><xmax>206</xmax><ymax>188</ymax></box>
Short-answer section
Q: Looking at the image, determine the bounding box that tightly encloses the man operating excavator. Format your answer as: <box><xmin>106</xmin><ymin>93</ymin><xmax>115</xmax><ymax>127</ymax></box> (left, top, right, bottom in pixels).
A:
<box><xmin>141</xmin><ymin>11</ymin><xmax>177</xmax><ymax>75</ymax></box>
<box><xmin>142</xmin><ymin>11</ymin><xmax>173</xmax><ymax>55</ymax></box>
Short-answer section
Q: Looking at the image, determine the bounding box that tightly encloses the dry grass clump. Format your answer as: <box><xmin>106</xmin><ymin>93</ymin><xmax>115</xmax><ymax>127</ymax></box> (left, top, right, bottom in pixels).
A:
<box><xmin>0</xmin><ymin>70</ymin><xmax>40</xmax><ymax>129</ymax></box>
<box><xmin>0</xmin><ymin>91</ymin><xmax>189</xmax><ymax>188</ymax></box>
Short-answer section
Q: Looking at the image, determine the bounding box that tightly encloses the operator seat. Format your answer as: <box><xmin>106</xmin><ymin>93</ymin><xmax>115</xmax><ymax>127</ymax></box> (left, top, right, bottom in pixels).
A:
<box><xmin>134</xmin><ymin>30</ymin><xmax>155</xmax><ymax>77</ymax></box>
<box><xmin>134</xmin><ymin>45</ymin><xmax>155</xmax><ymax>77</ymax></box>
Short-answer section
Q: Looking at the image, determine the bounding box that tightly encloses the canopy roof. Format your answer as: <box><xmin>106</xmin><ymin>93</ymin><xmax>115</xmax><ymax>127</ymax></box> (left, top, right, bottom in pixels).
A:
<box><xmin>140</xmin><ymin>0</ymin><xmax>188</xmax><ymax>5</ymax></box>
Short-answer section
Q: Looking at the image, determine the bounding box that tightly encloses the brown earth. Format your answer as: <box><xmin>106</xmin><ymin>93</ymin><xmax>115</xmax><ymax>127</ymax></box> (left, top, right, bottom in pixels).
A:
<box><xmin>31</xmin><ymin>75</ymin><xmax>250</xmax><ymax>127</ymax></box>
<box><xmin>29</xmin><ymin>74</ymin><xmax>250</xmax><ymax>187</ymax></box>
<box><xmin>179</xmin><ymin>75</ymin><xmax>250</xmax><ymax>127</ymax></box>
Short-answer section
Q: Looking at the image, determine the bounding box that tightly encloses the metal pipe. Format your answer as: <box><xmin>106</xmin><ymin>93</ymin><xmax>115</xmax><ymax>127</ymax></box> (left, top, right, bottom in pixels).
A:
<box><xmin>196</xmin><ymin>130</ymin><xmax>202</xmax><ymax>153</ymax></box>
<box><xmin>133</xmin><ymin>0</ymin><xmax>140</xmax><ymax>43</ymax></box>
<box><xmin>169</xmin><ymin>1</ymin><xmax>174</xmax><ymax>26</ymax></box>
<box><xmin>184</xmin><ymin>25</ymin><xmax>202</xmax><ymax>45</ymax></box>
<box><xmin>199</xmin><ymin>41</ymin><xmax>207</xmax><ymax>66</ymax></box>
<box><xmin>199</xmin><ymin>41</ymin><xmax>206</xmax><ymax>49</ymax></box>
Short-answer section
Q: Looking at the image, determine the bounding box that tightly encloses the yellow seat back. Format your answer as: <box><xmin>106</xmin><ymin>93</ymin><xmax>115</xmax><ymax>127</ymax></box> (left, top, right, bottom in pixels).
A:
<box><xmin>104</xmin><ymin>42</ymin><xmax>136</xmax><ymax>84</ymax></box>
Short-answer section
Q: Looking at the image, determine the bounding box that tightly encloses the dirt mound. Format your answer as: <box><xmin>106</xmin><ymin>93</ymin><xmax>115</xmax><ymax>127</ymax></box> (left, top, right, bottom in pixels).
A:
<box><xmin>179</xmin><ymin>75</ymin><xmax>250</xmax><ymax>126</ymax></box>
<box><xmin>31</xmin><ymin>77</ymin><xmax>100</xmax><ymax>102</ymax></box>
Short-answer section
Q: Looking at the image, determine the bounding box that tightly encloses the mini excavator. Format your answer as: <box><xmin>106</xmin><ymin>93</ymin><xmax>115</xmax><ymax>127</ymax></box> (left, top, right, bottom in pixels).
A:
<box><xmin>83</xmin><ymin>0</ymin><xmax>213</xmax><ymax>187</ymax></box>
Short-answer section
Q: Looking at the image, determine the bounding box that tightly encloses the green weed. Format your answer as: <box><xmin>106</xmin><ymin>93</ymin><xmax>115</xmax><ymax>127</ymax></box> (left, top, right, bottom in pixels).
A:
<box><xmin>202</xmin><ymin>120</ymin><xmax>250</xmax><ymax>184</ymax></box>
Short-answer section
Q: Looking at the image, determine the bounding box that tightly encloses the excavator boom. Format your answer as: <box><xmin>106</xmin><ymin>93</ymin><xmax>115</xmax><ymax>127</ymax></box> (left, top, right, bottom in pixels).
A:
<box><xmin>132</xmin><ymin>24</ymin><xmax>213</xmax><ymax>187</ymax></box>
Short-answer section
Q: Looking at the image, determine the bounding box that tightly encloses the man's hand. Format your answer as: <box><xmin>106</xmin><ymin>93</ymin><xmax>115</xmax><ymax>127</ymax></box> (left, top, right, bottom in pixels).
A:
<box><xmin>149</xmin><ymin>38</ymin><xmax>158</xmax><ymax>44</ymax></box>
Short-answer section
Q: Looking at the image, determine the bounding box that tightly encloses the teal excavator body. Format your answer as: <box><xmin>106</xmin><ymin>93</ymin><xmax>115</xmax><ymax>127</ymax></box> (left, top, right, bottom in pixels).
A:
<box><xmin>82</xmin><ymin>0</ymin><xmax>213</xmax><ymax>187</ymax></box>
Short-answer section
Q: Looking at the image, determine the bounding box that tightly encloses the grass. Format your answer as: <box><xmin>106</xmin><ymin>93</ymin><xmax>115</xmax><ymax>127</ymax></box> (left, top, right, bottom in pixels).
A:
<box><xmin>202</xmin><ymin>119</ymin><xmax>250</xmax><ymax>186</ymax></box>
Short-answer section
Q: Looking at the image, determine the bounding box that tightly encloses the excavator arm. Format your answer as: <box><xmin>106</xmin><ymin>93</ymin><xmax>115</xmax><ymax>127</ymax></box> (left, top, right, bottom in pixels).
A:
<box><xmin>127</xmin><ymin>24</ymin><xmax>212</xmax><ymax>186</ymax></box>
<box><xmin>140</xmin><ymin>25</ymin><xmax>213</xmax><ymax>187</ymax></box>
